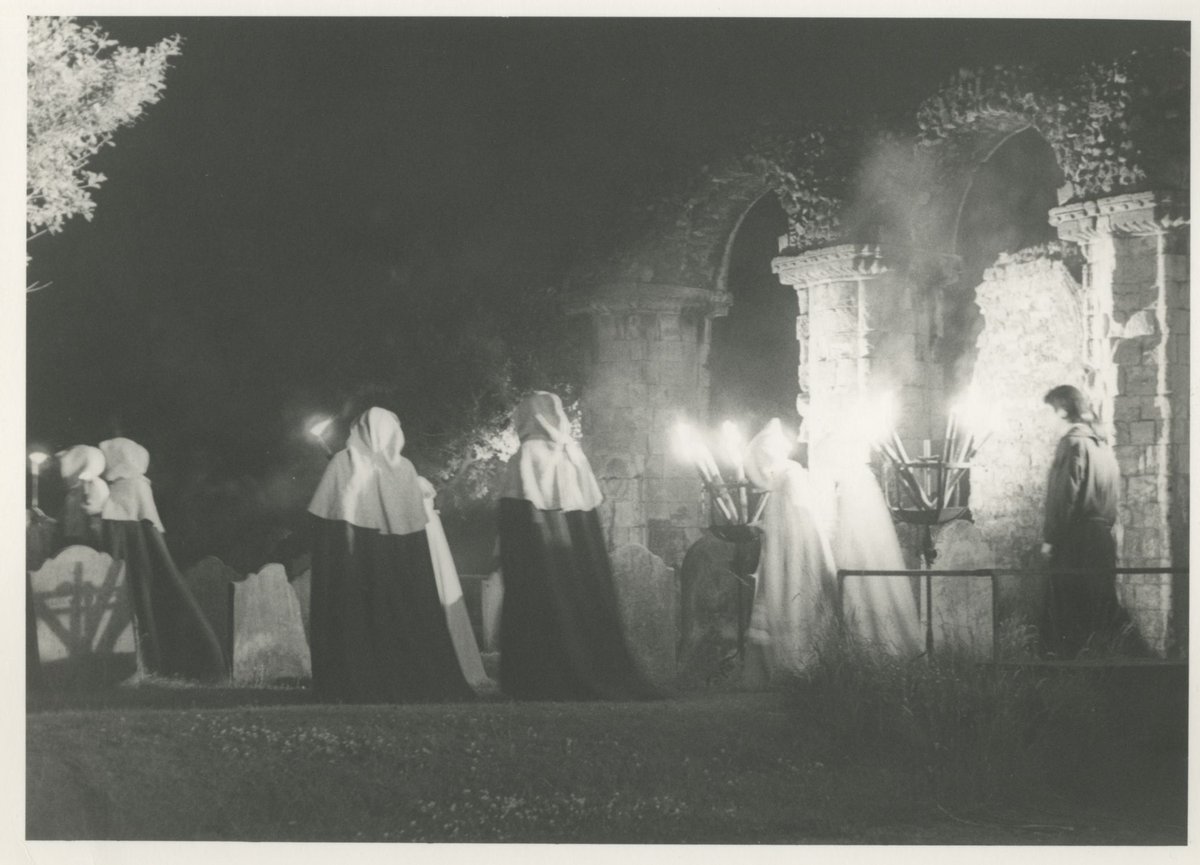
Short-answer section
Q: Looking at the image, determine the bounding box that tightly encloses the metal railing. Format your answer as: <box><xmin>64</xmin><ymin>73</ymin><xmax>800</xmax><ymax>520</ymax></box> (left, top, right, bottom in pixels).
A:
<box><xmin>835</xmin><ymin>567</ymin><xmax>1187</xmax><ymax>665</ymax></box>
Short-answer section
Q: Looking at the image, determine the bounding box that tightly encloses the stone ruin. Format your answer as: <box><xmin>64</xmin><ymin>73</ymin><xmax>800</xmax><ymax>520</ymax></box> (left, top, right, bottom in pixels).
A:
<box><xmin>562</xmin><ymin>51</ymin><xmax>1188</xmax><ymax>673</ymax></box>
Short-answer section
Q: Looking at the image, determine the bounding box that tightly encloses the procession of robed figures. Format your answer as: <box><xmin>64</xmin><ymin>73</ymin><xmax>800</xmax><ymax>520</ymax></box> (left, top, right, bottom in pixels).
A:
<box><xmin>29</xmin><ymin>389</ymin><xmax>950</xmax><ymax>702</ymax></box>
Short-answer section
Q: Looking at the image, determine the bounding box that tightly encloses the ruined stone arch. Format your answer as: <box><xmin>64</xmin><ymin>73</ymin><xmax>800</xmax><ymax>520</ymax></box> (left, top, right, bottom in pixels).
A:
<box><xmin>713</xmin><ymin>187</ymin><xmax>778</xmax><ymax>297</ymax></box>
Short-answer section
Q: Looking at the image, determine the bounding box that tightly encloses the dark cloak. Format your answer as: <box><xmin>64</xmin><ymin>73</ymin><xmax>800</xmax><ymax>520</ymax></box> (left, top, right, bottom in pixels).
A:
<box><xmin>1041</xmin><ymin>423</ymin><xmax>1127</xmax><ymax>656</ymax></box>
<box><xmin>100</xmin><ymin>520</ymin><xmax>228</xmax><ymax>682</ymax></box>
<box><xmin>498</xmin><ymin>498</ymin><xmax>658</xmax><ymax>701</ymax></box>
<box><xmin>308</xmin><ymin>516</ymin><xmax>474</xmax><ymax>703</ymax></box>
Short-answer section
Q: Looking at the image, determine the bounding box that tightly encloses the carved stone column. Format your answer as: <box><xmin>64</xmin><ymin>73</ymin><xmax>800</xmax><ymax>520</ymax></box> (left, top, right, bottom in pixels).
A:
<box><xmin>1051</xmin><ymin>190</ymin><xmax>1189</xmax><ymax>655</ymax></box>
<box><xmin>772</xmin><ymin>244</ymin><xmax>958</xmax><ymax>464</ymax></box>
<box><xmin>564</xmin><ymin>283</ymin><xmax>731</xmax><ymax>568</ymax></box>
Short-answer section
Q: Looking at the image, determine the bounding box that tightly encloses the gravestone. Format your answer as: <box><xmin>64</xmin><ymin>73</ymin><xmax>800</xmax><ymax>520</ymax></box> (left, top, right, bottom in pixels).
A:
<box><xmin>611</xmin><ymin>544</ymin><xmax>678</xmax><ymax>686</ymax></box>
<box><xmin>182</xmin><ymin>556</ymin><xmax>243</xmax><ymax>671</ymax></box>
<box><xmin>931</xmin><ymin>521</ymin><xmax>996</xmax><ymax>660</ymax></box>
<box><xmin>29</xmin><ymin>545</ymin><xmax>136</xmax><ymax>686</ymax></box>
<box><xmin>290</xmin><ymin>569</ymin><xmax>311</xmax><ymax>643</ymax></box>
<box><xmin>676</xmin><ymin>533</ymin><xmax>746</xmax><ymax>686</ymax></box>
<box><xmin>479</xmin><ymin>571</ymin><xmax>503</xmax><ymax>653</ymax></box>
<box><xmin>232</xmin><ymin>563</ymin><xmax>311</xmax><ymax>685</ymax></box>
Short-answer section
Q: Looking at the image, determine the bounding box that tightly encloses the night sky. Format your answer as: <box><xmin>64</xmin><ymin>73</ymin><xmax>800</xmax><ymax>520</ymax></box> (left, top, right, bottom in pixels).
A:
<box><xmin>24</xmin><ymin>17</ymin><xmax>1186</xmax><ymax>556</ymax></box>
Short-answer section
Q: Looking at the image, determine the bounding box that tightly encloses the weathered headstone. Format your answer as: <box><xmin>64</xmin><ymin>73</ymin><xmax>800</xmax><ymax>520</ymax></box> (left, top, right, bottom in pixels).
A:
<box><xmin>479</xmin><ymin>571</ymin><xmax>503</xmax><ymax>653</ymax></box>
<box><xmin>28</xmin><ymin>545</ymin><xmax>136</xmax><ymax>686</ymax></box>
<box><xmin>931</xmin><ymin>520</ymin><xmax>996</xmax><ymax>660</ymax></box>
<box><xmin>676</xmin><ymin>533</ymin><xmax>745</xmax><ymax>686</ymax></box>
<box><xmin>232</xmin><ymin>563</ymin><xmax>311</xmax><ymax>685</ymax></box>
<box><xmin>290</xmin><ymin>569</ymin><xmax>311</xmax><ymax>643</ymax></box>
<box><xmin>181</xmin><ymin>556</ymin><xmax>242</xmax><ymax>669</ymax></box>
<box><xmin>611</xmin><ymin>543</ymin><xmax>678</xmax><ymax>686</ymax></box>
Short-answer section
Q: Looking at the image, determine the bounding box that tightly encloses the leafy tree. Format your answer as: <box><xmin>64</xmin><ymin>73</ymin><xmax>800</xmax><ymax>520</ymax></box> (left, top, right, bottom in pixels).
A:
<box><xmin>26</xmin><ymin>16</ymin><xmax>181</xmax><ymax>287</ymax></box>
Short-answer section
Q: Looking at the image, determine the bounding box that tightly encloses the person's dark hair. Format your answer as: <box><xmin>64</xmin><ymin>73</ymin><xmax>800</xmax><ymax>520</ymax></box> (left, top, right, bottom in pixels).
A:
<box><xmin>1043</xmin><ymin>384</ymin><xmax>1093</xmax><ymax>423</ymax></box>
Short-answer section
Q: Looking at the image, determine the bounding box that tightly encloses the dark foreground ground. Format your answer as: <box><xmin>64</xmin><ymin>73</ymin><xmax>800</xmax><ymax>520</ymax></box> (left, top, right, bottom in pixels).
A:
<box><xmin>26</xmin><ymin>672</ymin><xmax>1187</xmax><ymax>844</ymax></box>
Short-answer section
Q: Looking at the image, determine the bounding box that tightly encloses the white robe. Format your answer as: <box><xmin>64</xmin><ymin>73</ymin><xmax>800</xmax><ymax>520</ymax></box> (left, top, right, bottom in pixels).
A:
<box><xmin>747</xmin><ymin>459</ymin><xmax>839</xmax><ymax>678</ymax></box>
<box><xmin>830</xmin><ymin>462</ymin><xmax>922</xmax><ymax>657</ymax></box>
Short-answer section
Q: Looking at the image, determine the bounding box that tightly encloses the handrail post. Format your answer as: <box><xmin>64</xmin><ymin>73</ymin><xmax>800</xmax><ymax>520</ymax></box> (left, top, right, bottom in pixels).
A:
<box><xmin>990</xmin><ymin>569</ymin><xmax>999</xmax><ymax>666</ymax></box>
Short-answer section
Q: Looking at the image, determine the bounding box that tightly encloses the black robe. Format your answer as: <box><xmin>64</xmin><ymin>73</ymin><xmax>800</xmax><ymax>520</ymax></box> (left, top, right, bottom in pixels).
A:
<box><xmin>308</xmin><ymin>516</ymin><xmax>473</xmax><ymax>703</ymax></box>
<box><xmin>498</xmin><ymin>498</ymin><xmax>658</xmax><ymax>701</ymax></box>
<box><xmin>100</xmin><ymin>520</ymin><xmax>228</xmax><ymax>683</ymax></box>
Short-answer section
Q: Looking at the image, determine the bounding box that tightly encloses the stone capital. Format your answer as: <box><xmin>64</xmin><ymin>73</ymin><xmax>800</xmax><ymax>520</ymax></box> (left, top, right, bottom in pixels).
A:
<box><xmin>772</xmin><ymin>244</ymin><xmax>886</xmax><ymax>289</ymax></box>
<box><xmin>772</xmin><ymin>244</ymin><xmax>960</xmax><ymax>290</ymax></box>
<box><xmin>1050</xmin><ymin>190</ymin><xmax>1190</xmax><ymax>245</ymax></box>
<box><xmin>562</xmin><ymin>282</ymin><xmax>732</xmax><ymax>318</ymax></box>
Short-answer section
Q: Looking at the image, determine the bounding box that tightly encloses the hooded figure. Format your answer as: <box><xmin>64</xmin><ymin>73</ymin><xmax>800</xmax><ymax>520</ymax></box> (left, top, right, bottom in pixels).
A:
<box><xmin>742</xmin><ymin>419</ymin><xmax>839</xmax><ymax>682</ymax></box>
<box><xmin>57</xmin><ymin>444</ymin><xmax>110</xmax><ymax>546</ymax></box>
<box><xmin>1041</xmin><ymin>392</ymin><xmax>1124</xmax><ymax>656</ymax></box>
<box><xmin>97</xmin><ymin>437</ymin><xmax>227</xmax><ymax>683</ymax></box>
<box><xmin>497</xmin><ymin>391</ymin><xmax>655</xmax><ymax>700</ymax></box>
<box><xmin>418</xmin><ymin>475</ymin><xmax>493</xmax><ymax>692</ymax></box>
<box><xmin>307</xmin><ymin>408</ymin><xmax>472</xmax><ymax>703</ymax></box>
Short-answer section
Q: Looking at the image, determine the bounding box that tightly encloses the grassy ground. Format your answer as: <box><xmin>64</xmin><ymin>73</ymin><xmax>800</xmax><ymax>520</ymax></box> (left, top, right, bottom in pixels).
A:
<box><xmin>26</xmin><ymin>678</ymin><xmax>1187</xmax><ymax>844</ymax></box>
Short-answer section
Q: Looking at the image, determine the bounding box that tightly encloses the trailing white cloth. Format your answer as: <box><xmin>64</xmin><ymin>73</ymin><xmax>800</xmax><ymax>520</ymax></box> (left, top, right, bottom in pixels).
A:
<box><xmin>307</xmin><ymin>407</ymin><xmax>428</xmax><ymax>536</ymax></box>
<box><xmin>99</xmin><ymin>438</ymin><xmax>164</xmax><ymax>532</ymax></box>
<box><xmin>500</xmin><ymin>391</ymin><xmax>602</xmax><ymax>512</ymax></box>
<box><xmin>419</xmin><ymin>476</ymin><xmax>492</xmax><ymax>691</ymax></box>
<box><xmin>744</xmin><ymin>420</ymin><xmax>839</xmax><ymax>677</ymax></box>
<box><xmin>829</xmin><ymin>461</ymin><xmax>923</xmax><ymax>657</ymax></box>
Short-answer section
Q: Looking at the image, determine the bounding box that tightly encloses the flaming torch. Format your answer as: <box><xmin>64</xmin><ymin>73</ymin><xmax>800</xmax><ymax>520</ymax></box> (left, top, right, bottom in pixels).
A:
<box><xmin>28</xmin><ymin>451</ymin><xmax>49</xmax><ymax>511</ymax></box>
<box><xmin>860</xmin><ymin>388</ymin><xmax>993</xmax><ymax>657</ymax></box>
<box><xmin>673</xmin><ymin>422</ymin><xmax>738</xmax><ymax>522</ymax></box>
<box><xmin>308</xmin><ymin>417</ymin><xmax>334</xmax><ymax>457</ymax></box>
<box><xmin>674</xmin><ymin>418</ymin><xmax>776</xmax><ymax>661</ymax></box>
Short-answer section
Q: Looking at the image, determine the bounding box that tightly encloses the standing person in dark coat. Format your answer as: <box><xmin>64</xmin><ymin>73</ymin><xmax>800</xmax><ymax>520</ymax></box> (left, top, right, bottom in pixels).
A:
<box><xmin>497</xmin><ymin>391</ymin><xmax>657</xmax><ymax>701</ymax></box>
<box><xmin>307</xmin><ymin>407</ymin><xmax>473</xmax><ymax>703</ymax></box>
<box><xmin>98</xmin><ymin>437</ymin><xmax>228</xmax><ymax>683</ymax></box>
<box><xmin>1040</xmin><ymin>385</ymin><xmax>1123</xmax><ymax>657</ymax></box>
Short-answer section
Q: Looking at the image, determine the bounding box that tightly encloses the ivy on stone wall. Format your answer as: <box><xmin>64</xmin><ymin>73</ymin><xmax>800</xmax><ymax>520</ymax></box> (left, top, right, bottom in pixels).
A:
<box><xmin>746</xmin><ymin>129</ymin><xmax>855</xmax><ymax>253</ymax></box>
<box><xmin>579</xmin><ymin>47</ymin><xmax>1186</xmax><ymax>293</ymax></box>
<box><xmin>578</xmin><ymin>125</ymin><xmax>860</xmax><ymax>287</ymax></box>
<box><xmin>916</xmin><ymin>48</ymin><xmax>1189</xmax><ymax>203</ymax></box>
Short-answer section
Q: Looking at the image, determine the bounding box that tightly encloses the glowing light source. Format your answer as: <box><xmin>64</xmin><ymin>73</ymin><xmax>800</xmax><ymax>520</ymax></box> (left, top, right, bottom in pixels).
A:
<box><xmin>757</xmin><ymin>418</ymin><xmax>792</xmax><ymax>467</ymax></box>
<box><xmin>308</xmin><ymin>417</ymin><xmax>334</xmax><ymax>456</ymax></box>
<box><xmin>950</xmin><ymin>389</ymin><xmax>998</xmax><ymax>464</ymax></box>
<box><xmin>28</xmin><ymin>451</ymin><xmax>49</xmax><ymax>510</ymax></box>
<box><xmin>672</xmin><ymin>420</ymin><xmax>737</xmax><ymax>522</ymax></box>
<box><xmin>719</xmin><ymin>420</ymin><xmax>746</xmax><ymax>476</ymax></box>
<box><xmin>720</xmin><ymin>420</ymin><xmax>750</xmax><ymax>520</ymax></box>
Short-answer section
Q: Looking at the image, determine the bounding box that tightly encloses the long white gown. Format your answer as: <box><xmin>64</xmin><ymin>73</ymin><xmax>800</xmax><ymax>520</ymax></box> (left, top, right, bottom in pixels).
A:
<box><xmin>418</xmin><ymin>477</ymin><xmax>493</xmax><ymax>692</ymax></box>
<box><xmin>829</xmin><ymin>462</ymin><xmax>922</xmax><ymax>657</ymax></box>
<box><xmin>744</xmin><ymin>423</ymin><xmax>839</xmax><ymax>679</ymax></box>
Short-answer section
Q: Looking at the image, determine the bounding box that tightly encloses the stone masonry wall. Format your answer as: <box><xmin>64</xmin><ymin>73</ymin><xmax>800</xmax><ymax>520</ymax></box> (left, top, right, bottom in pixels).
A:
<box><xmin>777</xmin><ymin>246</ymin><xmax>940</xmax><ymax>460</ymax></box>
<box><xmin>970</xmin><ymin>257</ymin><xmax>1087</xmax><ymax>618</ymax></box>
<box><xmin>569</xmin><ymin>284</ymin><xmax>730</xmax><ymax>569</ymax></box>
<box><xmin>1050</xmin><ymin>192</ymin><xmax>1189</xmax><ymax>656</ymax></box>
<box><xmin>1106</xmin><ymin>232</ymin><xmax>1188</xmax><ymax>654</ymax></box>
